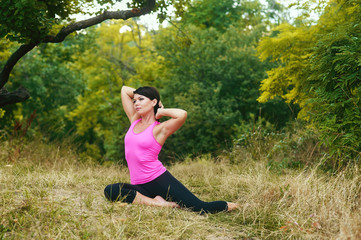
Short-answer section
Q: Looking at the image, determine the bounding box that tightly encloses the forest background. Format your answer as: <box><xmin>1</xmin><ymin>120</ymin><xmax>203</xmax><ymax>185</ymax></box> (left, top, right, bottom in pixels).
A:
<box><xmin>1</xmin><ymin>0</ymin><xmax>361</xmax><ymax>239</ymax></box>
<box><xmin>1</xmin><ymin>0</ymin><xmax>360</xmax><ymax>167</ymax></box>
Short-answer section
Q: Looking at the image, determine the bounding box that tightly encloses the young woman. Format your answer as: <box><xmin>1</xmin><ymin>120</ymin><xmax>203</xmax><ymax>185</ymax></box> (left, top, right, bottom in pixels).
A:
<box><xmin>104</xmin><ymin>86</ymin><xmax>238</xmax><ymax>213</ymax></box>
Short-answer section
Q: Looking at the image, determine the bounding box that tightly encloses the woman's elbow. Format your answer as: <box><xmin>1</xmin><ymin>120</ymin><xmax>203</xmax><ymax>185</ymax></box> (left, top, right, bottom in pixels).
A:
<box><xmin>121</xmin><ymin>86</ymin><xmax>128</xmax><ymax>93</ymax></box>
<box><xmin>121</xmin><ymin>86</ymin><xmax>126</xmax><ymax>95</ymax></box>
<box><xmin>181</xmin><ymin>110</ymin><xmax>187</xmax><ymax>121</ymax></box>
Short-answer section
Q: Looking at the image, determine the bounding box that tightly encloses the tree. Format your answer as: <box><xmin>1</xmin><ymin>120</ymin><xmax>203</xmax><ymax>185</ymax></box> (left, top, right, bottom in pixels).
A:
<box><xmin>257</xmin><ymin>0</ymin><xmax>361</xmax><ymax>159</ymax></box>
<box><xmin>0</xmin><ymin>0</ymin><xmax>160</xmax><ymax>107</ymax></box>
<box><xmin>154</xmin><ymin>0</ymin><xmax>291</xmax><ymax>157</ymax></box>
<box><xmin>0</xmin><ymin>33</ymin><xmax>93</xmax><ymax>137</ymax></box>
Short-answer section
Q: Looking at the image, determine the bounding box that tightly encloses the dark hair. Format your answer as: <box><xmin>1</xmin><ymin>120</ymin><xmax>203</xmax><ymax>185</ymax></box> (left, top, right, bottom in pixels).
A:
<box><xmin>133</xmin><ymin>86</ymin><xmax>161</xmax><ymax>117</ymax></box>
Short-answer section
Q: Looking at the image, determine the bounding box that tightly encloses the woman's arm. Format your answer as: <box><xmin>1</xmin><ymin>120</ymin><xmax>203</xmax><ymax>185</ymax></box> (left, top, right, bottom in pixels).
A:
<box><xmin>155</xmin><ymin>107</ymin><xmax>187</xmax><ymax>145</ymax></box>
<box><xmin>121</xmin><ymin>86</ymin><xmax>139</xmax><ymax>123</ymax></box>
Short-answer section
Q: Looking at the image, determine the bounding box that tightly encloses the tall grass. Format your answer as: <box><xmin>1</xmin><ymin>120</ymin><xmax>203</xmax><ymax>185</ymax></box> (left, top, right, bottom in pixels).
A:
<box><xmin>0</xmin><ymin>137</ymin><xmax>360</xmax><ymax>239</ymax></box>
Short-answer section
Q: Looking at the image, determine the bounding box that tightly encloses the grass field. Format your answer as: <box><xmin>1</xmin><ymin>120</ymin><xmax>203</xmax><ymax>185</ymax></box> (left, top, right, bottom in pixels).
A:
<box><xmin>1</xmin><ymin>140</ymin><xmax>360</xmax><ymax>239</ymax></box>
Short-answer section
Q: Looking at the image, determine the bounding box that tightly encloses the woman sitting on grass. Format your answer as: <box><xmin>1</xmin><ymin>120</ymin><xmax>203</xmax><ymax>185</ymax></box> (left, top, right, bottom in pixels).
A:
<box><xmin>104</xmin><ymin>86</ymin><xmax>238</xmax><ymax>213</ymax></box>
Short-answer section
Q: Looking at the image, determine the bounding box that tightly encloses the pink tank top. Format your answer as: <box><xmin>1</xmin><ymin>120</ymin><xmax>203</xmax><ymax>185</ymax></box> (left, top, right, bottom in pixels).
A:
<box><xmin>124</xmin><ymin>119</ymin><xmax>167</xmax><ymax>184</ymax></box>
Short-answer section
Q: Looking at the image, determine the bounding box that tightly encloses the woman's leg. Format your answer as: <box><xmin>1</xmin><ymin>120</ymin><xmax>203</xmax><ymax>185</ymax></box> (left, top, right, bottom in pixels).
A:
<box><xmin>141</xmin><ymin>171</ymin><xmax>235</xmax><ymax>213</ymax></box>
<box><xmin>104</xmin><ymin>183</ymin><xmax>147</xmax><ymax>202</ymax></box>
<box><xmin>104</xmin><ymin>182</ymin><xmax>178</xmax><ymax>208</ymax></box>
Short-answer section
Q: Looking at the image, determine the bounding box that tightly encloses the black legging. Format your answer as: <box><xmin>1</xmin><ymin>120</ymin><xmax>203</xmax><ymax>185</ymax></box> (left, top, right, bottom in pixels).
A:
<box><xmin>104</xmin><ymin>171</ymin><xmax>228</xmax><ymax>213</ymax></box>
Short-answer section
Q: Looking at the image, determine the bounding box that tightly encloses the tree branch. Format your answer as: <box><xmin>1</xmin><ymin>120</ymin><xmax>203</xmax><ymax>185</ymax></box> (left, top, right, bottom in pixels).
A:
<box><xmin>0</xmin><ymin>86</ymin><xmax>30</xmax><ymax>107</ymax></box>
<box><xmin>44</xmin><ymin>1</ymin><xmax>155</xmax><ymax>43</ymax></box>
<box><xmin>0</xmin><ymin>0</ymin><xmax>156</xmax><ymax>107</ymax></box>
<box><xmin>0</xmin><ymin>41</ymin><xmax>39</xmax><ymax>90</ymax></box>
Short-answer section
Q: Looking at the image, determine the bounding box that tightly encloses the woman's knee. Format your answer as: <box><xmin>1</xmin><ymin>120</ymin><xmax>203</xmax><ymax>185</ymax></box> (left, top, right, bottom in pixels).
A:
<box><xmin>104</xmin><ymin>183</ymin><xmax>137</xmax><ymax>203</ymax></box>
<box><xmin>104</xmin><ymin>184</ymin><xmax>119</xmax><ymax>201</ymax></box>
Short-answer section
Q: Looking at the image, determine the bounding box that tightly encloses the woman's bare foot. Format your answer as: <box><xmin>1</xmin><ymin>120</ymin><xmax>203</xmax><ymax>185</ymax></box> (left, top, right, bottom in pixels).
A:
<box><xmin>155</xmin><ymin>196</ymin><xmax>179</xmax><ymax>208</ymax></box>
<box><xmin>227</xmin><ymin>202</ymin><xmax>239</xmax><ymax>211</ymax></box>
<box><xmin>133</xmin><ymin>192</ymin><xmax>179</xmax><ymax>208</ymax></box>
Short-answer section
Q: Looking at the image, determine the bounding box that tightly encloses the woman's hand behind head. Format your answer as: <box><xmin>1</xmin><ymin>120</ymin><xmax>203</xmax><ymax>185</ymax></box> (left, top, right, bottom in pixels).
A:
<box><xmin>155</xmin><ymin>105</ymin><xmax>164</xmax><ymax>120</ymax></box>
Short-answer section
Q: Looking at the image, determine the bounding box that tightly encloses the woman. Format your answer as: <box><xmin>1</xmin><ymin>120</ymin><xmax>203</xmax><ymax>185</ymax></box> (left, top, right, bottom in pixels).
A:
<box><xmin>104</xmin><ymin>86</ymin><xmax>238</xmax><ymax>213</ymax></box>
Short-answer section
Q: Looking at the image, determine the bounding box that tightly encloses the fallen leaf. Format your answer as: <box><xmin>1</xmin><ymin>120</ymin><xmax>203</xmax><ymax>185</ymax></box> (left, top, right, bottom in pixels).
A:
<box><xmin>280</xmin><ymin>225</ymin><xmax>288</xmax><ymax>231</ymax></box>
<box><xmin>312</xmin><ymin>221</ymin><xmax>321</xmax><ymax>229</ymax></box>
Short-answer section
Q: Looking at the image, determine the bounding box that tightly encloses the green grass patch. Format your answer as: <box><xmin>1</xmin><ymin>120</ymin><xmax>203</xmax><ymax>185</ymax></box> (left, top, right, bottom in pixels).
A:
<box><xmin>0</xmin><ymin>140</ymin><xmax>360</xmax><ymax>239</ymax></box>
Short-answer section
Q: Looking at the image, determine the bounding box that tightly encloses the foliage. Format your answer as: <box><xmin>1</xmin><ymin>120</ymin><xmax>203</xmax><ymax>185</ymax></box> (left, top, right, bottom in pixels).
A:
<box><xmin>0</xmin><ymin>0</ymin><xmax>191</xmax><ymax>44</ymax></box>
<box><xmin>129</xmin><ymin>0</ymin><xmax>191</xmax><ymax>22</ymax></box>
<box><xmin>257</xmin><ymin>0</ymin><xmax>361</xmax><ymax>160</ymax></box>
<box><xmin>183</xmin><ymin>0</ymin><xmax>246</xmax><ymax>31</ymax></box>
<box><xmin>306</xmin><ymin>0</ymin><xmax>361</xmax><ymax>160</ymax></box>
<box><xmin>0</xmin><ymin>33</ymin><xmax>93</xmax><ymax>140</ymax></box>
<box><xmin>0</xmin><ymin>0</ymin><xmax>300</xmax><ymax>161</ymax></box>
<box><xmin>154</xmin><ymin>0</ymin><xmax>292</xmax><ymax>157</ymax></box>
<box><xmin>183</xmin><ymin>0</ymin><xmax>286</xmax><ymax>31</ymax></box>
<box><xmin>0</xmin><ymin>0</ymin><xmax>170</xmax><ymax>44</ymax></box>
<box><xmin>0</xmin><ymin>0</ymin><xmax>186</xmax><ymax>108</ymax></box>
<box><xmin>257</xmin><ymin>23</ymin><xmax>315</xmax><ymax>105</ymax></box>
<box><xmin>231</xmin><ymin>116</ymin><xmax>327</xmax><ymax>172</ymax></box>
<box><xmin>0</xmin><ymin>0</ymin><xmax>112</xmax><ymax>43</ymax></box>
<box><xmin>0</xmin><ymin>38</ymin><xmax>16</xmax><ymax>61</ymax></box>
<box><xmin>0</xmin><ymin>38</ymin><xmax>20</xmax><ymax>126</ymax></box>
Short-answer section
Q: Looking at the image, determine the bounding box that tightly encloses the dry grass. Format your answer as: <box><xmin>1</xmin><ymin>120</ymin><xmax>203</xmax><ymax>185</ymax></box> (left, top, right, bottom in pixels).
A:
<box><xmin>0</xmin><ymin>140</ymin><xmax>360</xmax><ymax>239</ymax></box>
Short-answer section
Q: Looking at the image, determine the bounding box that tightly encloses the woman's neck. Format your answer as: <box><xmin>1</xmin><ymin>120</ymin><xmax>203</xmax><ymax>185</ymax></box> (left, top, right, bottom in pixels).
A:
<box><xmin>140</xmin><ymin>113</ymin><xmax>156</xmax><ymax>124</ymax></box>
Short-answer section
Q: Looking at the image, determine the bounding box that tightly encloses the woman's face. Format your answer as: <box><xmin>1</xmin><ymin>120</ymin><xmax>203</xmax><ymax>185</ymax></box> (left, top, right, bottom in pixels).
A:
<box><xmin>133</xmin><ymin>94</ymin><xmax>156</xmax><ymax>115</ymax></box>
